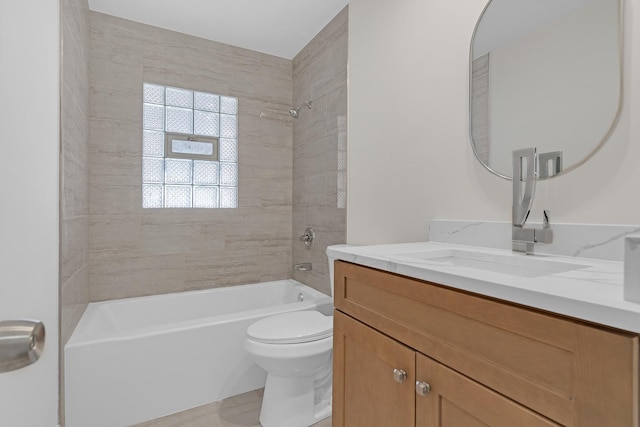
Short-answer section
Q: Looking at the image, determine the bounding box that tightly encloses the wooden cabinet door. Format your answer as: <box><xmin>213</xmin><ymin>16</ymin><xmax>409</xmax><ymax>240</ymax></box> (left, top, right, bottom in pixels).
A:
<box><xmin>333</xmin><ymin>311</ymin><xmax>416</xmax><ymax>427</ymax></box>
<box><xmin>416</xmin><ymin>354</ymin><xmax>562</xmax><ymax>427</ymax></box>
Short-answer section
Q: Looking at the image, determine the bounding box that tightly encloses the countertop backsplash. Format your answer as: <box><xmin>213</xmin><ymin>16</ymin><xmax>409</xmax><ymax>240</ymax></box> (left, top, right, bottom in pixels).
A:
<box><xmin>428</xmin><ymin>220</ymin><xmax>640</xmax><ymax>262</ymax></box>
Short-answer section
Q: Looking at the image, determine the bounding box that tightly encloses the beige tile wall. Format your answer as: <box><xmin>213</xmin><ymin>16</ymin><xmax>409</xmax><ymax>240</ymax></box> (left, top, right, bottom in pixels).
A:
<box><xmin>88</xmin><ymin>12</ymin><xmax>293</xmax><ymax>301</ymax></box>
<box><xmin>292</xmin><ymin>7</ymin><xmax>348</xmax><ymax>295</ymax></box>
<box><xmin>471</xmin><ymin>54</ymin><xmax>490</xmax><ymax>165</ymax></box>
<box><xmin>61</xmin><ymin>0</ymin><xmax>90</xmax><ymax>347</ymax></box>
<box><xmin>60</xmin><ymin>0</ymin><xmax>90</xmax><ymax>424</ymax></box>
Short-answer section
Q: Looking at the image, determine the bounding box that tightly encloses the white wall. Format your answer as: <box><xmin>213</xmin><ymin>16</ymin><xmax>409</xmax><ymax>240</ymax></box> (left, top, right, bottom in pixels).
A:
<box><xmin>0</xmin><ymin>1</ymin><xmax>60</xmax><ymax>425</ymax></box>
<box><xmin>347</xmin><ymin>0</ymin><xmax>640</xmax><ymax>245</ymax></box>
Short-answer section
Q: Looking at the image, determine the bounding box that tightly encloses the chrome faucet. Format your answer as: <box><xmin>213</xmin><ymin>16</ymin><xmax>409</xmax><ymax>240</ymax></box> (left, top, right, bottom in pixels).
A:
<box><xmin>512</xmin><ymin>148</ymin><xmax>554</xmax><ymax>254</ymax></box>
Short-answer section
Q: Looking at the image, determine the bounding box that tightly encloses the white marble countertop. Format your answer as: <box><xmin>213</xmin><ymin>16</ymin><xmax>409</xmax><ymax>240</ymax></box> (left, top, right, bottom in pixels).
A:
<box><xmin>327</xmin><ymin>242</ymin><xmax>640</xmax><ymax>333</ymax></box>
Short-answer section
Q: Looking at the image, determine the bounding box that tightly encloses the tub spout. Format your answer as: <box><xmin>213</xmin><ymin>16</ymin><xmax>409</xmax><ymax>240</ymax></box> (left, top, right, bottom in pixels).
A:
<box><xmin>294</xmin><ymin>263</ymin><xmax>312</xmax><ymax>272</ymax></box>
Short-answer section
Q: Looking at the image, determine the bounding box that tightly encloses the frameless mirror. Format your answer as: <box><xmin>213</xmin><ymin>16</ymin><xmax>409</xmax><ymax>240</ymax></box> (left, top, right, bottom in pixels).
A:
<box><xmin>469</xmin><ymin>0</ymin><xmax>622</xmax><ymax>180</ymax></box>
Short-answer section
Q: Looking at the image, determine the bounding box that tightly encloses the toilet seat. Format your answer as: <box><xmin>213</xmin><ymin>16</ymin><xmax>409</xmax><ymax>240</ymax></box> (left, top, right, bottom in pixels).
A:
<box><xmin>247</xmin><ymin>311</ymin><xmax>333</xmax><ymax>344</ymax></box>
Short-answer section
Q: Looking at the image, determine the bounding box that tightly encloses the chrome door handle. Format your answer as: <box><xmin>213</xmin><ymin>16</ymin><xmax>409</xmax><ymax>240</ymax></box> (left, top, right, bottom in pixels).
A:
<box><xmin>0</xmin><ymin>320</ymin><xmax>45</xmax><ymax>373</ymax></box>
<box><xmin>393</xmin><ymin>368</ymin><xmax>407</xmax><ymax>383</ymax></box>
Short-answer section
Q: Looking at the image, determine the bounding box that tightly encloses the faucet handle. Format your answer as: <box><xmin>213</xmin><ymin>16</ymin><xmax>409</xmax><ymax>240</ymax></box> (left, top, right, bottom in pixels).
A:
<box><xmin>299</xmin><ymin>227</ymin><xmax>315</xmax><ymax>248</ymax></box>
<box><xmin>535</xmin><ymin>209</ymin><xmax>553</xmax><ymax>244</ymax></box>
<box><xmin>543</xmin><ymin>210</ymin><xmax>550</xmax><ymax>229</ymax></box>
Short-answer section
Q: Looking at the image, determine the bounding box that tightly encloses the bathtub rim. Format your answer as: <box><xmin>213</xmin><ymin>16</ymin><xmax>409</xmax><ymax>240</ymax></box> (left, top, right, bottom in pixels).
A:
<box><xmin>66</xmin><ymin>279</ymin><xmax>332</xmax><ymax>348</ymax></box>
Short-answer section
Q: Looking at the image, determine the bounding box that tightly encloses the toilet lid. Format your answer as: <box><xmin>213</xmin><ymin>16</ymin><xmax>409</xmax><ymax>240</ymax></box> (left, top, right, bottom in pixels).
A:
<box><xmin>247</xmin><ymin>311</ymin><xmax>333</xmax><ymax>344</ymax></box>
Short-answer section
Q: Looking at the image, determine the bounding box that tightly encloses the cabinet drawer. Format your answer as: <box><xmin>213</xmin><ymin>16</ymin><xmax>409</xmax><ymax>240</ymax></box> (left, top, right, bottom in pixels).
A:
<box><xmin>334</xmin><ymin>261</ymin><xmax>638</xmax><ymax>427</ymax></box>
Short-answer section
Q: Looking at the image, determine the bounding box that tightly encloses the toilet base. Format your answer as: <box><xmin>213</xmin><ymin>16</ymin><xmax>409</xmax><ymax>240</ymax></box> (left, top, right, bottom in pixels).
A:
<box><xmin>259</xmin><ymin>368</ymin><xmax>332</xmax><ymax>427</ymax></box>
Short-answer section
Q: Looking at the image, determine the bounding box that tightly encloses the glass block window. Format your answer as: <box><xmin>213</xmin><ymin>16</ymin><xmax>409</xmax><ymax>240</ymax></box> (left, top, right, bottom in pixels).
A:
<box><xmin>142</xmin><ymin>83</ymin><xmax>238</xmax><ymax>208</ymax></box>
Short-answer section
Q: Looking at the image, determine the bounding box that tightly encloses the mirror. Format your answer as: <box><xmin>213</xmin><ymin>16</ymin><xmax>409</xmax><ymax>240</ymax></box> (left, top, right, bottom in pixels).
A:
<box><xmin>469</xmin><ymin>0</ymin><xmax>622</xmax><ymax>180</ymax></box>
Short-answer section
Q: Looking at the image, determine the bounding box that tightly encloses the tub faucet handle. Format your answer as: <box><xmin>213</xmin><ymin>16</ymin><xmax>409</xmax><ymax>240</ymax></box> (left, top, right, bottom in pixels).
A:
<box><xmin>299</xmin><ymin>227</ymin><xmax>315</xmax><ymax>248</ymax></box>
<box><xmin>535</xmin><ymin>210</ymin><xmax>553</xmax><ymax>244</ymax></box>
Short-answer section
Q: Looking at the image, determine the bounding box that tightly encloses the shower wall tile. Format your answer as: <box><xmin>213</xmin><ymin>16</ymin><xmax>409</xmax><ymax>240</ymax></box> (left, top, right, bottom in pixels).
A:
<box><xmin>184</xmin><ymin>250</ymin><xmax>263</xmax><ymax>291</ymax></box>
<box><xmin>325</xmin><ymin>172</ymin><xmax>340</xmax><ymax>207</ymax></box>
<box><xmin>61</xmin><ymin>0</ymin><xmax>91</xmax><ymax>424</ymax></box>
<box><xmin>90</xmin><ymin>182</ymin><xmax>143</xmax><ymax>216</ymax></box>
<box><xmin>293</xmin><ymin>143</ymin><xmax>308</xmax><ymax>180</ymax></box>
<box><xmin>62</xmin><ymin>2</ymin><xmax>89</xmax><ymax>99</ymax></box>
<box><xmin>89</xmin><ymin>12</ymin><xmax>293</xmax><ymax>301</ymax></box>
<box><xmin>89</xmin><ymin>119</ymin><xmax>143</xmax><ymax>218</ymax></box>
<box><xmin>62</xmin><ymin>96</ymin><xmax>88</xmax><ymax>156</ymax></box>
<box><xmin>61</xmin><ymin>0</ymin><xmax>90</xmax><ymax>324</ymax></box>
<box><xmin>292</xmin><ymin>7</ymin><xmax>348</xmax><ymax>295</ymax></box>
<box><xmin>90</xmin><ymin>11</ymin><xmax>293</xmax><ymax>105</ymax></box>
<box><xmin>306</xmin><ymin>146</ymin><xmax>338</xmax><ymax>177</ymax></box>
<box><xmin>238</xmin><ymin>99</ymin><xmax>293</xmax><ymax>187</ymax></box>
<box><xmin>293</xmin><ymin>95</ymin><xmax>328</xmax><ymax>149</ymax></box>
<box><xmin>90</xmin><ymin>249</ymin><xmax>187</xmax><ymax>300</ymax></box>
<box><xmin>293</xmin><ymin>8</ymin><xmax>349</xmax><ymax>101</ymax></box>
<box><xmin>90</xmin><ymin>85</ymin><xmax>143</xmax><ymax>123</ymax></box>
<box><xmin>90</xmin><ymin>214</ymin><xmax>141</xmax><ymax>251</ymax></box>
<box><xmin>293</xmin><ymin>175</ymin><xmax>327</xmax><ymax>207</ymax></box>
<box><xmin>61</xmin><ymin>216</ymin><xmax>89</xmax><ymax>283</ymax></box>
<box><xmin>241</xmin><ymin>178</ymin><xmax>293</xmax><ymax>208</ymax></box>
<box><xmin>61</xmin><ymin>142</ymin><xmax>89</xmax><ymax>218</ymax></box>
<box><xmin>89</xmin><ymin>46</ymin><xmax>143</xmax><ymax>91</ymax></box>
<box><xmin>326</xmin><ymin>82</ymin><xmax>349</xmax><ymax>125</ymax></box>
<box><xmin>60</xmin><ymin>265</ymin><xmax>89</xmax><ymax>346</ymax></box>
<box><xmin>89</xmin><ymin>120</ymin><xmax>142</xmax><ymax>182</ymax></box>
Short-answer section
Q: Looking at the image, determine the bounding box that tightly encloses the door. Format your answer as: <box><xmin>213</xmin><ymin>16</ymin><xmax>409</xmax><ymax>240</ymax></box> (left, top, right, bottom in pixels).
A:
<box><xmin>333</xmin><ymin>311</ymin><xmax>415</xmax><ymax>427</ymax></box>
<box><xmin>415</xmin><ymin>354</ymin><xmax>562</xmax><ymax>427</ymax></box>
<box><xmin>0</xmin><ymin>1</ymin><xmax>60</xmax><ymax>426</ymax></box>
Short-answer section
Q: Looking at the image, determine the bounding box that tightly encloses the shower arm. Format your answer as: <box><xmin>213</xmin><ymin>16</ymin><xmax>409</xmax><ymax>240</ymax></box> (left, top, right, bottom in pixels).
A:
<box><xmin>289</xmin><ymin>101</ymin><xmax>312</xmax><ymax>118</ymax></box>
<box><xmin>297</xmin><ymin>101</ymin><xmax>312</xmax><ymax>111</ymax></box>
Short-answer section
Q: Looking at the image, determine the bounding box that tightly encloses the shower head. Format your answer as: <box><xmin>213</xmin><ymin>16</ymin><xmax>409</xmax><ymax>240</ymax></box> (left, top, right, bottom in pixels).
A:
<box><xmin>289</xmin><ymin>101</ymin><xmax>312</xmax><ymax>119</ymax></box>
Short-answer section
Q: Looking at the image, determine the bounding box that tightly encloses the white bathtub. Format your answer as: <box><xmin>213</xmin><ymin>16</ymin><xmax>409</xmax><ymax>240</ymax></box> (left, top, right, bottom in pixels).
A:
<box><xmin>65</xmin><ymin>279</ymin><xmax>332</xmax><ymax>427</ymax></box>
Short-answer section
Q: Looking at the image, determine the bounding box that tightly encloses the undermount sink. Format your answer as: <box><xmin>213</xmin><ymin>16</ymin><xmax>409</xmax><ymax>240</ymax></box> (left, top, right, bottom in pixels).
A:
<box><xmin>395</xmin><ymin>249</ymin><xmax>587</xmax><ymax>278</ymax></box>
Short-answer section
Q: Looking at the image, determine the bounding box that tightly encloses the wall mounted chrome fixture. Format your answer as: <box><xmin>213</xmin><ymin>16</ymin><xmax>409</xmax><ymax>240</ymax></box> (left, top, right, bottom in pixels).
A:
<box><xmin>299</xmin><ymin>227</ymin><xmax>315</xmax><ymax>248</ymax></box>
<box><xmin>294</xmin><ymin>263</ymin><xmax>312</xmax><ymax>272</ymax></box>
<box><xmin>289</xmin><ymin>101</ymin><xmax>312</xmax><ymax>119</ymax></box>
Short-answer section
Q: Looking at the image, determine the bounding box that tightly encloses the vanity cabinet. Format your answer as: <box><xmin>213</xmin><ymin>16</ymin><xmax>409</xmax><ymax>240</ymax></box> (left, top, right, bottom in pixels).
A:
<box><xmin>332</xmin><ymin>261</ymin><xmax>639</xmax><ymax>427</ymax></box>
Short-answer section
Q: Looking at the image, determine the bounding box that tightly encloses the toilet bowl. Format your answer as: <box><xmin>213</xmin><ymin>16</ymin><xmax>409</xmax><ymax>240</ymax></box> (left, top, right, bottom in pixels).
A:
<box><xmin>245</xmin><ymin>257</ymin><xmax>336</xmax><ymax>427</ymax></box>
<box><xmin>245</xmin><ymin>310</ymin><xmax>333</xmax><ymax>427</ymax></box>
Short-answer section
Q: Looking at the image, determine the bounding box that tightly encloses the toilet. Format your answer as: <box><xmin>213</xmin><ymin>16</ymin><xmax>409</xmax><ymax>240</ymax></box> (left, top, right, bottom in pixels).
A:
<box><xmin>244</xmin><ymin>258</ymin><xmax>336</xmax><ymax>427</ymax></box>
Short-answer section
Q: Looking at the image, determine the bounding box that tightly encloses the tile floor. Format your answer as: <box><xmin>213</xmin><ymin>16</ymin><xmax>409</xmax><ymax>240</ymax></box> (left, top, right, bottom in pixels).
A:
<box><xmin>132</xmin><ymin>389</ymin><xmax>331</xmax><ymax>427</ymax></box>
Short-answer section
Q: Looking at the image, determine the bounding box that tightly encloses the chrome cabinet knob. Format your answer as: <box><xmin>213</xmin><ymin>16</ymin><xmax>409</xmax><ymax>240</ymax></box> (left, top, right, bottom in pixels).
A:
<box><xmin>393</xmin><ymin>368</ymin><xmax>407</xmax><ymax>383</ymax></box>
<box><xmin>415</xmin><ymin>381</ymin><xmax>431</xmax><ymax>396</ymax></box>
